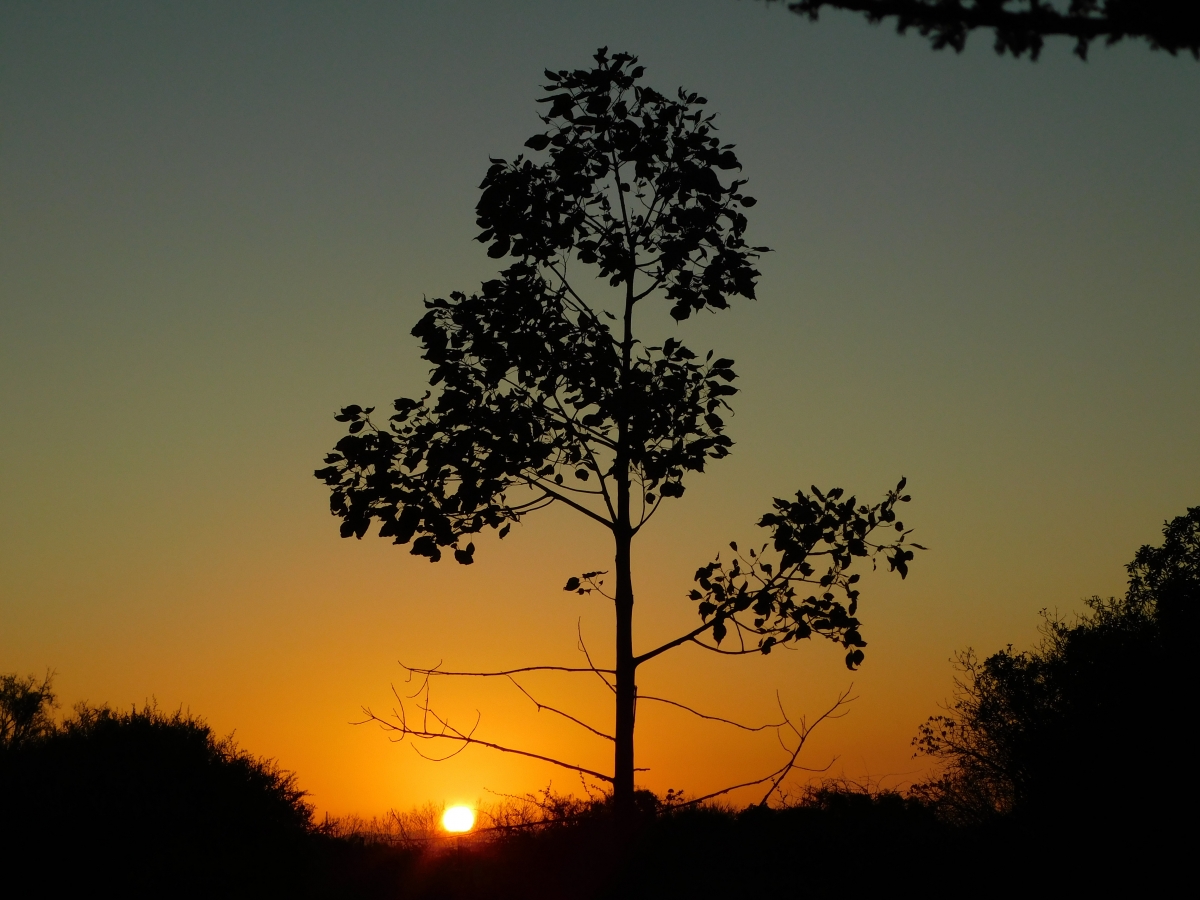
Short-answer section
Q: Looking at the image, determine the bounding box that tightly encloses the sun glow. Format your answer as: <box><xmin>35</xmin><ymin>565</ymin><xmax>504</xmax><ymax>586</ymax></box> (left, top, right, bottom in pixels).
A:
<box><xmin>442</xmin><ymin>805</ymin><xmax>475</xmax><ymax>833</ymax></box>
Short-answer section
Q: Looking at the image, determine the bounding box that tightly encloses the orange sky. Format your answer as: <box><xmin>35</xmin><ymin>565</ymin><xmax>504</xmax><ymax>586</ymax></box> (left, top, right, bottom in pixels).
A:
<box><xmin>2</xmin><ymin>1</ymin><xmax>1197</xmax><ymax>817</ymax></box>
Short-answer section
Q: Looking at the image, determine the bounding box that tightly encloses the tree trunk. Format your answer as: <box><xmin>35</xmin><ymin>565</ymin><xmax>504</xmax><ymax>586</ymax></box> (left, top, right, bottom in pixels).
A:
<box><xmin>613</xmin><ymin>252</ymin><xmax>638</xmax><ymax>814</ymax></box>
<box><xmin>613</xmin><ymin>525</ymin><xmax>636</xmax><ymax>812</ymax></box>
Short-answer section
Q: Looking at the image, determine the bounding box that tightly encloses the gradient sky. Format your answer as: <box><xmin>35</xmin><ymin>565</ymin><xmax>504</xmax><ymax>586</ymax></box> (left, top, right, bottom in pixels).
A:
<box><xmin>2</xmin><ymin>1</ymin><xmax>1197</xmax><ymax>817</ymax></box>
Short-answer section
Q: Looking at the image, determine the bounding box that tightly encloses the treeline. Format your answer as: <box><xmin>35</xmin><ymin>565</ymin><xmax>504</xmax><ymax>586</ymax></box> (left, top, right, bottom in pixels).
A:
<box><xmin>911</xmin><ymin>504</ymin><xmax>1196</xmax><ymax>838</ymax></box>
<box><xmin>2</xmin><ymin>506</ymin><xmax>1193</xmax><ymax>897</ymax></box>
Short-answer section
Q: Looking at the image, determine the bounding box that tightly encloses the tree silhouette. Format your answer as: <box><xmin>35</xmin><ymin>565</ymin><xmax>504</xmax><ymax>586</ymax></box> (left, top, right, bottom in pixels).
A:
<box><xmin>316</xmin><ymin>49</ymin><xmax>920</xmax><ymax>811</ymax></box>
<box><xmin>0</xmin><ymin>671</ymin><xmax>56</xmax><ymax>750</ymax></box>
<box><xmin>768</xmin><ymin>0</ymin><xmax>1200</xmax><ymax>60</ymax></box>
<box><xmin>912</xmin><ymin>505</ymin><xmax>1198</xmax><ymax>828</ymax></box>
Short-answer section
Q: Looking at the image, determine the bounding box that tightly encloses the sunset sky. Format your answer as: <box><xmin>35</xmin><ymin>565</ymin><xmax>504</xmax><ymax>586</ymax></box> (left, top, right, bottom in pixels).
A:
<box><xmin>2</xmin><ymin>1</ymin><xmax>1197</xmax><ymax>818</ymax></box>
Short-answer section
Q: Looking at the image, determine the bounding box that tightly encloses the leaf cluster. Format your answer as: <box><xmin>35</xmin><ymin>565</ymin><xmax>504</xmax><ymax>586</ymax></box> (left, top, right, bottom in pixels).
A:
<box><xmin>777</xmin><ymin>0</ymin><xmax>1199</xmax><ymax>60</ymax></box>
<box><xmin>688</xmin><ymin>478</ymin><xmax>921</xmax><ymax>668</ymax></box>
<box><xmin>314</xmin><ymin>284</ymin><xmax>739</xmax><ymax>561</ymax></box>
<box><xmin>479</xmin><ymin>47</ymin><xmax>764</xmax><ymax>321</ymax></box>
<box><xmin>315</xmin><ymin>49</ymin><xmax>764</xmax><ymax>564</ymax></box>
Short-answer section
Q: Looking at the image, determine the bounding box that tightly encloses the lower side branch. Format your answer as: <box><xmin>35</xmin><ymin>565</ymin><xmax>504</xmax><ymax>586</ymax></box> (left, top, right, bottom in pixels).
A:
<box><xmin>665</xmin><ymin>686</ymin><xmax>856</xmax><ymax>808</ymax></box>
<box><xmin>358</xmin><ymin>684</ymin><xmax>615</xmax><ymax>783</ymax></box>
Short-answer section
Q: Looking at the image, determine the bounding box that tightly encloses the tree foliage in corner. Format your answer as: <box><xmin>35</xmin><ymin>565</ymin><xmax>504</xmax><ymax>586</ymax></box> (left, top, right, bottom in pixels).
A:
<box><xmin>912</xmin><ymin>505</ymin><xmax>1198</xmax><ymax>826</ymax></box>
<box><xmin>316</xmin><ymin>49</ymin><xmax>920</xmax><ymax>809</ymax></box>
<box><xmin>770</xmin><ymin>0</ymin><xmax>1200</xmax><ymax>60</ymax></box>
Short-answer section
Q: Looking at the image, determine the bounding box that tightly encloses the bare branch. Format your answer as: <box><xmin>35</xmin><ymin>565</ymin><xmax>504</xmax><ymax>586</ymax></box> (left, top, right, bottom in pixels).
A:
<box><xmin>524</xmin><ymin>478</ymin><xmax>615</xmax><ymax>529</ymax></box>
<box><xmin>362</xmin><ymin>706</ymin><xmax>614</xmax><ymax>782</ymax></box>
<box><xmin>638</xmin><ymin>694</ymin><xmax>784</xmax><ymax>733</ymax></box>
<box><xmin>576</xmin><ymin>621</ymin><xmax>617</xmax><ymax>694</ymax></box>
<box><xmin>633</xmin><ymin>619</ymin><xmax>718</xmax><ymax>667</ymax></box>
<box><xmin>661</xmin><ymin>687</ymin><xmax>855</xmax><ymax>809</ymax></box>
<box><xmin>631</xmin><ymin>274</ymin><xmax>666</xmax><ymax>303</ymax></box>
<box><xmin>688</xmin><ymin>637</ymin><xmax>766</xmax><ymax>657</ymax></box>
<box><xmin>402</xmin><ymin>662</ymin><xmax>616</xmax><ymax>678</ymax></box>
<box><xmin>361</xmin><ymin>681</ymin><xmax>616</xmax><ymax>783</ymax></box>
<box><xmin>757</xmin><ymin>687</ymin><xmax>855</xmax><ymax>805</ymax></box>
<box><xmin>506</xmin><ymin>675</ymin><xmax>615</xmax><ymax>741</ymax></box>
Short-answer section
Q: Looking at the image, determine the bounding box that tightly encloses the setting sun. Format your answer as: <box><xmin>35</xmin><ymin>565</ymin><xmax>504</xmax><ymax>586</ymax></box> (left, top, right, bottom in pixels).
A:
<box><xmin>442</xmin><ymin>805</ymin><xmax>475</xmax><ymax>834</ymax></box>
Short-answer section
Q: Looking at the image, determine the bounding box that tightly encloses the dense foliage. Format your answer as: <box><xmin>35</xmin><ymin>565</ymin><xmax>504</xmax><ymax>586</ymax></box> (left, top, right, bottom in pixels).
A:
<box><xmin>0</xmin><ymin>698</ymin><xmax>318</xmax><ymax>897</ymax></box>
<box><xmin>913</xmin><ymin>506</ymin><xmax>1198</xmax><ymax>831</ymax></box>
<box><xmin>315</xmin><ymin>49</ymin><xmax>766</xmax><ymax>565</ymax></box>
<box><xmin>771</xmin><ymin>0</ymin><xmax>1200</xmax><ymax>60</ymax></box>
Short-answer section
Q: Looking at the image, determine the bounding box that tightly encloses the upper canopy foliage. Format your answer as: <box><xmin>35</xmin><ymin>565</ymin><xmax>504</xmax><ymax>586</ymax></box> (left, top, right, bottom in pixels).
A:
<box><xmin>479</xmin><ymin>49</ymin><xmax>763</xmax><ymax>320</ymax></box>
<box><xmin>775</xmin><ymin>0</ymin><xmax>1200</xmax><ymax>60</ymax></box>
<box><xmin>316</xmin><ymin>49</ymin><xmax>763</xmax><ymax>562</ymax></box>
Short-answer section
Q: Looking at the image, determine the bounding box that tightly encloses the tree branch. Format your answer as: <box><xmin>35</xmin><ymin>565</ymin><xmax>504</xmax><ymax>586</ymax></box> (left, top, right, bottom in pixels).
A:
<box><xmin>638</xmin><ymin>694</ymin><xmax>784</xmax><ymax>732</ymax></box>
<box><xmin>577</xmin><ymin>621</ymin><xmax>617</xmax><ymax>694</ymax></box>
<box><xmin>362</xmin><ymin>706</ymin><xmax>614</xmax><ymax>782</ymax></box>
<box><xmin>633</xmin><ymin>619</ymin><xmax>717</xmax><ymax>667</ymax></box>
<box><xmin>688</xmin><ymin>638</ymin><xmax>767</xmax><ymax>657</ymax></box>
<box><xmin>361</xmin><ymin>682</ymin><xmax>616</xmax><ymax>783</ymax></box>
<box><xmin>525</xmin><ymin>478</ymin><xmax>615</xmax><ymax>528</ymax></box>
<box><xmin>546</xmin><ymin>393</ymin><xmax>617</xmax><ymax>520</ymax></box>
<box><xmin>758</xmin><ymin>687</ymin><xmax>854</xmax><ymax>805</ymax></box>
<box><xmin>402</xmin><ymin>662</ymin><xmax>616</xmax><ymax>680</ymax></box>
<box><xmin>662</xmin><ymin>687</ymin><xmax>855</xmax><ymax>809</ymax></box>
<box><xmin>506</xmin><ymin>675</ymin><xmax>615</xmax><ymax>741</ymax></box>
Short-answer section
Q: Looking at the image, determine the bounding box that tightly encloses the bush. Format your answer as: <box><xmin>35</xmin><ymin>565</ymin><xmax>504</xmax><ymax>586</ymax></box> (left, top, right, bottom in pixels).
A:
<box><xmin>913</xmin><ymin>506</ymin><xmax>1198</xmax><ymax>847</ymax></box>
<box><xmin>0</xmin><ymin>700</ymin><xmax>319</xmax><ymax>897</ymax></box>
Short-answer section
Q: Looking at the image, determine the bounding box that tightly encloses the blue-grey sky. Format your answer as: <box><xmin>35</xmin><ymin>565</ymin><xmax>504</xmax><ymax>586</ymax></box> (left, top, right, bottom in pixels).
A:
<box><xmin>2</xmin><ymin>1</ymin><xmax>1196</xmax><ymax>814</ymax></box>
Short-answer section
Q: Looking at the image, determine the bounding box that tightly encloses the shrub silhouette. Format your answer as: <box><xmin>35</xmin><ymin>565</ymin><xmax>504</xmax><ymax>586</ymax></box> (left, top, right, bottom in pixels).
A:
<box><xmin>0</xmin><ymin>701</ymin><xmax>319</xmax><ymax>897</ymax></box>
<box><xmin>913</xmin><ymin>505</ymin><xmax>1198</xmax><ymax>852</ymax></box>
<box><xmin>0</xmin><ymin>670</ymin><xmax>56</xmax><ymax>749</ymax></box>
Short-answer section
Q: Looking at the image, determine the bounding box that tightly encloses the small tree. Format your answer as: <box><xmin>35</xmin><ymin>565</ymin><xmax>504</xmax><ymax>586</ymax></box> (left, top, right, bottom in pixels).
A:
<box><xmin>0</xmin><ymin>671</ymin><xmax>56</xmax><ymax>750</ymax></box>
<box><xmin>316</xmin><ymin>49</ymin><xmax>920</xmax><ymax>811</ymax></box>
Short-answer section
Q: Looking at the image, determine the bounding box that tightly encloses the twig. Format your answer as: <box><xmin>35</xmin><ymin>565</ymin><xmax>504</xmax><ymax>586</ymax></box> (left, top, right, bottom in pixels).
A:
<box><xmin>360</xmin><ymin>702</ymin><xmax>614</xmax><ymax>783</ymax></box>
<box><xmin>576</xmin><ymin>622</ymin><xmax>617</xmax><ymax>694</ymax></box>
<box><xmin>506</xmin><ymin>675</ymin><xmax>614</xmax><ymax>741</ymax></box>
<box><xmin>637</xmin><ymin>695</ymin><xmax>784</xmax><ymax>733</ymax></box>
<box><xmin>402</xmin><ymin>662</ymin><xmax>615</xmax><ymax>678</ymax></box>
<box><xmin>662</xmin><ymin>686</ymin><xmax>855</xmax><ymax>809</ymax></box>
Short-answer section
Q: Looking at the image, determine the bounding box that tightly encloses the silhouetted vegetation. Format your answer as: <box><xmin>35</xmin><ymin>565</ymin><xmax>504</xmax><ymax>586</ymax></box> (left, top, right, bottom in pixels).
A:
<box><xmin>910</xmin><ymin>505</ymin><xmax>1197</xmax><ymax>874</ymax></box>
<box><xmin>766</xmin><ymin>0</ymin><xmax>1200</xmax><ymax>59</ymax></box>
<box><xmin>315</xmin><ymin>47</ymin><xmax>920</xmax><ymax>812</ymax></box>
<box><xmin>0</xmin><ymin>670</ymin><xmax>56</xmax><ymax>748</ymax></box>
<box><xmin>0</xmin><ymin>697</ymin><xmax>328</xmax><ymax>897</ymax></box>
<box><xmin>6</xmin><ymin>500</ymin><xmax>1192</xmax><ymax>900</ymax></box>
<box><xmin>320</xmin><ymin>783</ymin><xmax>954</xmax><ymax>899</ymax></box>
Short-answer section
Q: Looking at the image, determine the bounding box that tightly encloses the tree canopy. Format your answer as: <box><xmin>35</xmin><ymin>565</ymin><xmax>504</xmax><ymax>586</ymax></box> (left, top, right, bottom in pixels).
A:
<box><xmin>771</xmin><ymin>0</ymin><xmax>1200</xmax><ymax>60</ymax></box>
